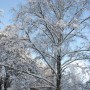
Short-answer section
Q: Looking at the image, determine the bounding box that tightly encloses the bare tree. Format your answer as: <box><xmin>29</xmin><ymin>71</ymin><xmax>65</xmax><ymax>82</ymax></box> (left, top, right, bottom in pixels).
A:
<box><xmin>13</xmin><ymin>0</ymin><xmax>90</xmax><ymax>90</ymax></box>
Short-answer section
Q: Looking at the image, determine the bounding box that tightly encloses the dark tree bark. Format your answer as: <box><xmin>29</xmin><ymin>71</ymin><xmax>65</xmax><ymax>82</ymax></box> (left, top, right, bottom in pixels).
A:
<box><xmin>30</xmin><ymin>88</ymin><xmax>38</xmax><ymax>90</ymax></box>
<box><xmin>4</xmin><ymin>74</ymin><xmax>11</xmax><ymax>90</ymax></box>
<box><xmin>56</xmin><ymin>55</ymin><xmax>61</xmax><ymax>90</ymax></box>
<box><xmin>0</xmin><ymin>77</ymin><xmax>3</xmax><ymax>90</ymax></box>
<box><xmin>4</xmin><ymin>88</ymin><xmax>7</xmax><ymax>90</ymax></box>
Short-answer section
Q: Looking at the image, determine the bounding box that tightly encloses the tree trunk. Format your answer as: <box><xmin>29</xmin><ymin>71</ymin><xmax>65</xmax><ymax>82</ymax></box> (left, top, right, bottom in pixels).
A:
<box><xmin>56</xmin><ymin>55</ymin><xmax>61</xmax><ymax>90</ymax></box>
<box><xmin>4</xmin><ymin>74</ymin><xmax>10</xmax><ymax>90</ymax></box>
<box><xmin>4</xmin><ymin>88</ymin><xmax>7</xmax><ymax>90</ymax></box>
<box><xmin>0</xmin><ymin>84</ymin><xmax>2</xmax><ymax>90</ymax></box>
<box><xmin>0</xmin><ymin>77</ymin><xmax>3</xmax><ymax>90</ymax></box>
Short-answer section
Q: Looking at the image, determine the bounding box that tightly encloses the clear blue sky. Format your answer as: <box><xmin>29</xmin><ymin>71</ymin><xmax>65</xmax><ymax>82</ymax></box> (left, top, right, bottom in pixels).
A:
<box><xmin>0</xmin><ymin>0</ymin><xmax>27</xmax><ymax>29</ymax></box>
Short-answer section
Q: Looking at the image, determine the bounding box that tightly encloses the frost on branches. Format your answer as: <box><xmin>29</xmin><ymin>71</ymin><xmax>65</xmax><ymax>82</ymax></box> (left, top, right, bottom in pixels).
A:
<box><xmin>0</xmin><ymin>25</ymin><xmax>43</xmax><ymax>90</ymax></box>
<box><xmin>13</xmin><ymin>0</ymin><xmax>90</xmax><ymax>90</ymax></box>
<box><xmin>0</xmin><ymin>0</ymin><xmax>90</xmax><ymax>90</ymax></box>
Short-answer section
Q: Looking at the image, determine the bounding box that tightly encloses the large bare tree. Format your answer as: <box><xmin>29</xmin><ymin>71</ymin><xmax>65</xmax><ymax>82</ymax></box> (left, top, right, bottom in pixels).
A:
<box><xmin>14</xmin><ymin>0</ymin><xmax>90</xmax><ymax>90</ymax></box>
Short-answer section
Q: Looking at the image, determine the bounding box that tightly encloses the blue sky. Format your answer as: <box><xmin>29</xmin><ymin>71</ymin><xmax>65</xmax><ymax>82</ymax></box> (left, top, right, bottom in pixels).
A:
<box><xmin>0</xmin><ymin>0</ymin><xmax>90</xmax><ymax>40</ymax></box>
<box><xmin>0</xmin><ymin>0</ymin><xmax>27</xmax><ymax>29</ymax></box>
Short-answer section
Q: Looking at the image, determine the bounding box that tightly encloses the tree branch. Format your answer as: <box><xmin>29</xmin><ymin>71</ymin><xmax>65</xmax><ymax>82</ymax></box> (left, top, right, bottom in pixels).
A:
<box><xmin>0</xmin><ymin>63</ymin><xmax>55</xmax><ymax>87</ymax></box>
<box><xmin>61</xmin><ymin>49</ymin><xmax>90</xmax><ymax>58</ymax></box>
<box><xmin>30</xmin><ymin>85</ymin><xmax>55</xmax><ymax>89</ymax></box>
<box><xmin>61</xmin><ymin>58</ymin><xmax>90</xmax><ymax>72</ymax></box>
<box><xmin>31</xmin><ymin>45</ymin><xmax>57</xmax><ymax>75</ymax></box>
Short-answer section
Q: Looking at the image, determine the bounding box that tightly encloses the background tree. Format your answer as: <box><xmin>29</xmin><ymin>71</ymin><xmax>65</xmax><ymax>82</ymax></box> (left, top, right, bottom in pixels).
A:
<box><xmin>0</xmin><ymin>25</ymin><xmax>46</xmax><ymax>90</ymax></box>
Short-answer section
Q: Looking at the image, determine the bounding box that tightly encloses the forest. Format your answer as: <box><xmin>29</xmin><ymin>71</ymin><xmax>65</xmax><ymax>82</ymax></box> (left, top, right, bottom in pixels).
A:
<box><xmin>0</xmin><ymin>0</ymin><xmax>90</xmax><ymax>90</ymax></box>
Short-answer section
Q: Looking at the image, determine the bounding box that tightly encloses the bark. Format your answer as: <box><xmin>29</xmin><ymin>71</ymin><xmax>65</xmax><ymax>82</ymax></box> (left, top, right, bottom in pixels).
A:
<box><xmin>4</xmin><ymin>88</ymin><xmax>7</xmax><ymax>90</ymax></box>
<box><xmin>30</xmin><ymin>88</ymin><xmax>38</xmax><ymax>90</ymax></box>
<box><xmin>4</xmin><ymin>74</ymin><xmax>10</xmax><ymax>90</ymax></box>
<box><xmin>56</xmin><ymin>55</ymin><xmax>61</xmax><ymax>90</ymax></box>
<box><xmin>0</xmin><ymin>84</ymin><xmax>2</xmax><ymax>90</ymax></box>
<box><xmin>0</xmin><ymin>77</ymin><xmax>3</xmax><ymax>90</ymax></box>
